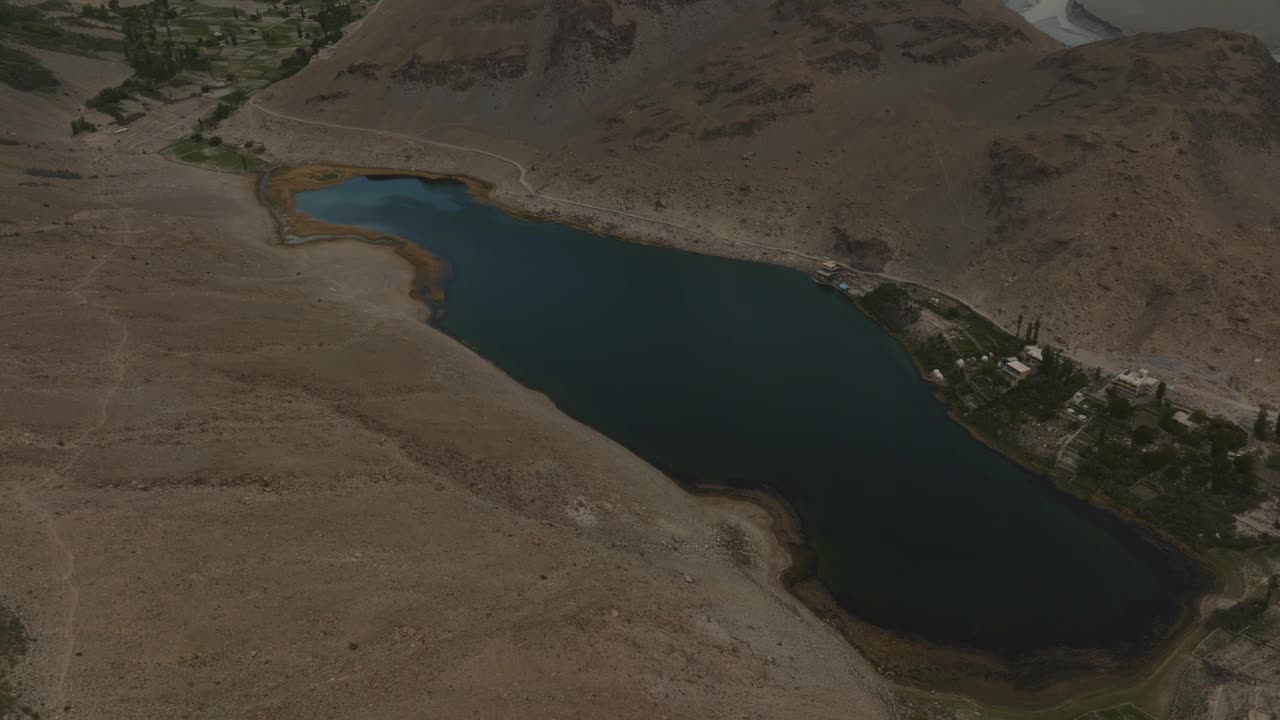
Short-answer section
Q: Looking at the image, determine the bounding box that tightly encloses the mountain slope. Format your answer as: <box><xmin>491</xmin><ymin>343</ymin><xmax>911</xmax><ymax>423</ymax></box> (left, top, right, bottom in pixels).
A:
<box><xmin>263</xmin><ymin>0</ymin><xmax>1280</xmax><ymax>407</ymax></box>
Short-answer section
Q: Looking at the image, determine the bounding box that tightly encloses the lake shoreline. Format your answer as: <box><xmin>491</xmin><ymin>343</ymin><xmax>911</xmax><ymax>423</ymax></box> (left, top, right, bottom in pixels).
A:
<box><xmin>259</xmin><ymin>163</ymin><xmax>1217</xmax><ymax>715</ymax></box>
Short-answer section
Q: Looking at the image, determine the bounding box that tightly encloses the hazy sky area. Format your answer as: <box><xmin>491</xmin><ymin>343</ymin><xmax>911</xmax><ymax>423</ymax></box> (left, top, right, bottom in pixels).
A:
<box><xmin>1007</xmin><ymin>0</ymin><xmax>1280</xmax><ymax>53</ymax></box>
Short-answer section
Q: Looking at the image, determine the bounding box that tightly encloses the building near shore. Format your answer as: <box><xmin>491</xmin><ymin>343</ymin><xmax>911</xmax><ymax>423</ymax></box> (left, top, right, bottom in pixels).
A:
<box><xmin>1021</xmin><ymin>346</ymin><xmax>1044</xmax><ymax>366</ymax></box>
<box><xmin>1113</xmin><ymin>369</ymin><xmax>1160</xmax><ymax>398</ymax></box>
<box><xmin>1002</xmin><ymin>358</ymin><xmax>1032</xmax><ymax>382</ymax></box>
<box><xmin>814</xmin><ymin>260</ymin><xmax>841</xmax><ymax>284</ymax></box>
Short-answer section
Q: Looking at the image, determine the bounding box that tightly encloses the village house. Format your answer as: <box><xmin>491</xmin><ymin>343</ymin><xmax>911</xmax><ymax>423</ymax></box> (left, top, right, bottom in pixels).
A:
<box><xmin>1002</xmin><ymin>358</ymin><xmax>1032</xmax><ymax>383</ymax></box>
<box><xmin>1113</xmin><ymin>369</ymin><xmax>1160</xmax><ymax>398</ymax></box>
<box><xmin>814</xmin><ymin>260</ymin><xmax>841</xmax><ymax>285</ymax></box>
<box><xmin>1020</xmin><ymin>346</ymin><xmax>1044</xmax><ymax>366</ymax></box>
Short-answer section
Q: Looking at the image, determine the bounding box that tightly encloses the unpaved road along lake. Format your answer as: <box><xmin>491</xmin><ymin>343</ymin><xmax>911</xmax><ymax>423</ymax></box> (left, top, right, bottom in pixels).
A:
<box><xmin>297</xmin><ymin>175</ymin><xmax>1204</xmax><ymax>659</ymax></box>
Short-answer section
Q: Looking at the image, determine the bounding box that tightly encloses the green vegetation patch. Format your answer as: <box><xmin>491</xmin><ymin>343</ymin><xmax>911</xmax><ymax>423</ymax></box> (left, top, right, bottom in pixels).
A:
<box><xmin>67</xmin><ymin>1</ymin><xmax>364</xmax><ymax>135</ymax></box>
<box><xmin>166</xmin><ymin>136</ymin><xmax>267</xmax><ymax>173</ymax></box>
<box><xmin>1092</xmin><ymin>705</ymin><xmax>1156</xmax><ymax>720</ymax></box>
<box><xmin>0</xmin><ymin>0</ymin><xmax>122</xmax><ymax>57</ymax></box>
<box><xmin>1079</xmin><ymin>411</ymin><xmax>1263</xmax><ymax>549</ymax></box>
<box><xmin>24</xmin><ymin>167</ymin><xmax>81</xmax><ymax>179</ymax></box>
<box><xmin>0</xmin><ymin>603</ymin><xmax>30</xmax><ymax>717</ymax></box>
<box><xmin>0</xmin><ymin>41</ymin><xmax>58</xmax><ymax>91</ymax></box>
<box><xmin>1190</xmin><ymin>627</ymin><xmax>1235</xmax><ymax>659</ymax></box>
<box><xmin>842</xmin><ymin>274</ymin><xmax>1273</xmax><ymax>554</ymax></box>
<box><xmin>1208</xmin><ymin>575</ymin><xmax>1278</xmax><ymax>632</ymax></box>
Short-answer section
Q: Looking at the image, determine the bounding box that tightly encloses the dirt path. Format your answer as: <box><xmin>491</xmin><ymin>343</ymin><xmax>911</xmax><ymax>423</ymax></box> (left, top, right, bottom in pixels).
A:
<box><xmin>26</xmin><ymin>152</ymin><xmax>138</xmax><ymax>714</ymax></box>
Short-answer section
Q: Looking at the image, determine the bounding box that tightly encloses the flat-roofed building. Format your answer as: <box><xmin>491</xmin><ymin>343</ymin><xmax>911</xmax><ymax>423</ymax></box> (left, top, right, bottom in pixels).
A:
<box><xmin>1113</xmin><ymin>369</ymin><xmax>1160</xmax><ymax>398</ymax></box>
<box><xmin>1002</xmin><ymin>358</ymin><xmax>1032</xmax><ymax>383</ymax></box>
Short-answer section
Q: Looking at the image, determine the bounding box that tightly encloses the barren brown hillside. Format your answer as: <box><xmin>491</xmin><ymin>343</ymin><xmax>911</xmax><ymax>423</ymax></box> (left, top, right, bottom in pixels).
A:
<box><xmin>1</xmin><ymin>42</ymin><xmax>894</xmax><ymax>720</ymax></box>
<box><xmin>262</xmin><ymin>0</ymin><xmax>1280</xmax><ymax>410</ymax></box>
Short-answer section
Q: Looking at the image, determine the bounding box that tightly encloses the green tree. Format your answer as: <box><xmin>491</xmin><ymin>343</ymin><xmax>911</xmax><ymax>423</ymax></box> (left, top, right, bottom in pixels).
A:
<box><xmin>1132</xmin><ymin>425</ymin><xmax>1156</xmax><ymax>446</ymax></box>
<box><xmin>1234</xmin><ymin>453</ymin><xmax>1256</xmax><ymax>476</ymax></box>
<box><xmin>1209</xmin><ymin>437</ymin><xmax>1232</xmax><ymax>493</ymax></box>
<box><xmin>1107</xmin><ymin>395</ymin><xmax>1134</xmax><ymax>420</ymax></box>
<box><xmin>1155</xmin><ymin>381</ymin><xmax>1166</xmax><ymax>402</ymax></box>
<box><xmin>1255</xmin><ymin>408</ymin><xmax>1270</xmax><ymax>441</ymax></box>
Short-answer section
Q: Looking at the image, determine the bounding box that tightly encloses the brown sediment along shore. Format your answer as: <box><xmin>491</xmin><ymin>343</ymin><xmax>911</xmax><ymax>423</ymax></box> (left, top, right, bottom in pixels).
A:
<box><xmin>257</xmin><ymin>165</ymin><xmax>467</xmax><ymax>310</ymax></box>
<box><xmin>259</xmin><ymin>164</ymin><xmax>1219</xmax><ymax>714</ymax></box>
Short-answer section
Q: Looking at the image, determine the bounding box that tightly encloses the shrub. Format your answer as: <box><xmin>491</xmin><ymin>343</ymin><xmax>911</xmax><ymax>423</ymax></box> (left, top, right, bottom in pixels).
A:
<box><xmin>207</xmin><ymin>136</ymin><xmax>222</xmax><ymax>146</ymax></box>
<box><xmin>85</xmin><ymin>83</ymin><xmax>132</xmax><ymax>109</ymax></box>
<box><xmin>24</xmin><ymin>167</ymin><xmax>82</xmax><ymax>179</ymax></box>
<box><xmin>858</xmin><ymin>284</ymin><xmax>920</xmax><ymax>333</ymax></box>
<box><xmin>1107</xmin><ymin>395</ymin><xmax>1134</xmax><ymax>420</ymax></box>
<box><xmin>1234</xmin><ymin>453</ymin><xmax>1256</xmax><ymax>476</ymax></box>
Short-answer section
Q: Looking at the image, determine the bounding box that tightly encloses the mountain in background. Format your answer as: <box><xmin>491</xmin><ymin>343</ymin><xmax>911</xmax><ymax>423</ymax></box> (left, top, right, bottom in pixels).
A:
<box><xmin>264</xmin><ymin>0</ymin><xmax>1280</xmax><ymax>406</ymax></box>
<box><xmin>1006</xmin><ymin>0</ymin><xmax>1280</xmax><ymax>54</ymax></box>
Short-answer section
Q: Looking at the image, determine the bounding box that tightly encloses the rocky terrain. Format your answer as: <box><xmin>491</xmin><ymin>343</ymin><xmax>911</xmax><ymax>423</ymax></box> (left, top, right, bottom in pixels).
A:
<box><xmin>1009</xmin><ymin>0</ymin><xmax>1280</xmax><ymax>54</ymax></box>
<box><xmin>0</xmin><ymin>10</ymin><xmax>894</xmax><ymax>718</ymax></box>
<box><xmin>262</xmin><ymin>0</ymin><xmax>1280</xmax><ymax>415</ymax></box>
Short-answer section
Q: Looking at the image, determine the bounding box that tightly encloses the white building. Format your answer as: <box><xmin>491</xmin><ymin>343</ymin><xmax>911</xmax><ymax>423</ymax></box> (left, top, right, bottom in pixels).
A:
<box><xmin>1002</xmin><ymin>358</ymin><xmax>1032</xmax><ymax>383</ymax></box>
<box><xmin>1113</xmin><ymin>369</ymin><xmax>1160</xmax><ymax>398</ymax></box>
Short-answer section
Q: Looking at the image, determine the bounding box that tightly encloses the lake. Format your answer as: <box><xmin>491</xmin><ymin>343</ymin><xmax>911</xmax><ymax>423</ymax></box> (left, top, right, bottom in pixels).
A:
<box><xmin>296</xmin><ymin>175</ymin><xmax>1201</xmax><ymax>657</ymax></box>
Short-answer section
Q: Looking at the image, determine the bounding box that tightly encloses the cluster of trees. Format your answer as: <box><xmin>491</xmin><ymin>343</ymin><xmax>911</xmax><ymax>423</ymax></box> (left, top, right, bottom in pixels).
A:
<box><xmin>858</xmin><ymin>284</ymin><xmax>919</xmax><ymax>334</ymax></box>
<box><xmin>80</xmin><ymin>3</ymin><xmax>113</xmax><ymax>21</ymax></box>
<box><xmin>1254</xmin><ymin>407</ymin><xmax>1280</xmax><ymax>442</ymax></box>
<box><xmin>314</xmin><ymin>1</ymin><xmax>356</xmax><ymax>36</ymax></box>
<box><xmin>1092</xmin><ymin>411</ymin><xmax>1255</xmax><ymax>492</ymax></box>
<box><xmin>197</xmin><ymin>88</ymin><xmax>247</xmax><ymax>130</ymax></box>
<box><xmin>1080</xmin><ymin>410</ymin><xmax>1261</xmax><ymax>548</ymax></box>
<box><xmin>1015</xmin><ymin>314</ymin><xmax>1041</xmax><ymax>344</ymax></box>
<box><xmin>119</xmin><ymin>0</ymin><xmax>207</xmax><ymax>81</ymax></box>
<box><xmin>85</xmin><ymin>82</ymin><xmax>133</xmax><ymax>119</ymax></box>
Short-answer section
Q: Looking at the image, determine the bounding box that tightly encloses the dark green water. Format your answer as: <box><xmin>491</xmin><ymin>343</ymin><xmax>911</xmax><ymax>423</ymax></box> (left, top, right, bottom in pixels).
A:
<box><xmin>297</xmin><ymin>176</ymin><xmax>1202</xmax><ymax>657</ymax></box>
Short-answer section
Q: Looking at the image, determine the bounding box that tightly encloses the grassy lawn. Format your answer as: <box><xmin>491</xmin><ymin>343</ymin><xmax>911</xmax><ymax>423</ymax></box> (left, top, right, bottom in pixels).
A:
<box><xmin>1092</xmin><ymin>705</ymin><xmax>1155</xmax><ymax>720</ymax></box>
<box><xmin>167</xmin><ymin>137</ymin><xmax>269</xmax><ymax>173</ymax></box>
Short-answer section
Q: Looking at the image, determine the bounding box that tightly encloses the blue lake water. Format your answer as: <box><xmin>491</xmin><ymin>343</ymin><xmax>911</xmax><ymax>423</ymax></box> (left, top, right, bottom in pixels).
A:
<box><xmin>296</xmin><ymin>175</ymin><xmax>1201</xmax><ymax>656</ymax></box>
